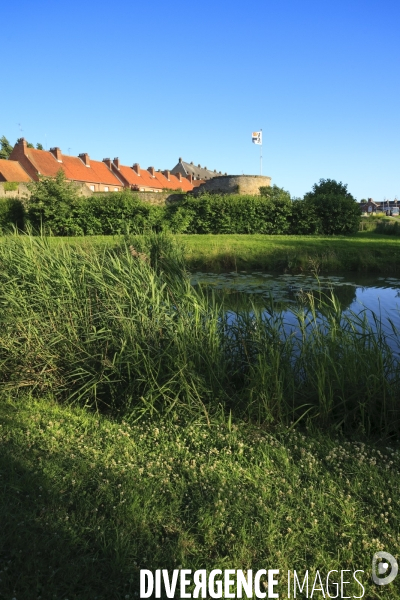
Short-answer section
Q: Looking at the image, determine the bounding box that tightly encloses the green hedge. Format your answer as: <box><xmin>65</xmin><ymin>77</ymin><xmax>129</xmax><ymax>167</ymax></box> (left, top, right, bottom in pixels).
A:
<box><xmin>0</xmin><ymin>197</ymin><xmax>25</xmax><ymax>233</ymax></box>
<box><xmin>1</xmin><ymin>172</ymin><xmax>361</xmax><ymax>236</ymax></box>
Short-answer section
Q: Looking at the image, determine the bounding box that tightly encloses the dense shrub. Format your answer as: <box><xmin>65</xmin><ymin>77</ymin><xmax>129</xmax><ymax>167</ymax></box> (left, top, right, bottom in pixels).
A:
<box><xmin>27</xmin><ymin>170</ymin><xmax>84</xmax><ymax>235</ymax></box>
<box><xmin>77</xmin><ymin>191</ymin><xmax>165</xmax><ymax>235</ymax></box>
<box><xmin>166</xmin><ymin>191</ymin><xmax>293</xmax><ymax>234</ymax></box>
<box><xmin>0</xmin><ymin>197</ymin><xmax>25</xmax><ymax>233</ymax></box>
<box><xmin>303</xmin><ymin>179</ymin><xmax>361</xmax><ymax>235</ymax></box>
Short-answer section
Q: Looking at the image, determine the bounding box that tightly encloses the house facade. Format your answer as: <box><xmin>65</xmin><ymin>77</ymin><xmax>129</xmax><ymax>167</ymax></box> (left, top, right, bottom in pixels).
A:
<box><xmin>9</xmin><ymin>139</ymin><xmax>124</xmax><ymax>192</ymax></box>
<box><xmin>104</xmin><ymin>158</ymin><xmax>195</xmax><ymax>192</ymax></box>
<box><xmin>361</xmin><ymin>198</ymin><xmax>399</xmax><ymax>215</ymax></box>
<box><xmin>6</xmin><ymin>139</ymin><xmax>199</xmax><ymax>194</ymax></box>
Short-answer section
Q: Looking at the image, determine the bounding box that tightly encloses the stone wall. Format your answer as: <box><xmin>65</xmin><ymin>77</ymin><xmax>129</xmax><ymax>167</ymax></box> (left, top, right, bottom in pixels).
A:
<box><xmin>130</xmin><ymin>191</ymin><xmax>186</xmax><ymax>205</ymax></box>
<box><xmin>192</xmin><ymin>175</ymin><xmax>271</xmax><ymax>196</ymax></box>
<box><xmin>0</xmin><ymin>183</ymin><xmax>30</xmax><ymax>199</ymax></box>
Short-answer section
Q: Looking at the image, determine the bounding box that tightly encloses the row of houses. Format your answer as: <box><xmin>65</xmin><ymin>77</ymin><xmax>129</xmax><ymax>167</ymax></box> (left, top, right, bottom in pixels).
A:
<box><xmin>361</xmin><ymin>198</ymin><xmax>399</xmax><ymax>215</ymax></box>
<box><xmin>0</xmin><ymin>139</ymin><xmax>224</xmax><ymax>194</ymax></box>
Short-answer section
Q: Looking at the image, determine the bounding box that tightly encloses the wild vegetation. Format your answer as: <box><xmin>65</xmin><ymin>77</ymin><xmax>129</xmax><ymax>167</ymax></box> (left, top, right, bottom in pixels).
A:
<box><xmin>0</xmin><ymin>233</ymin><xmax>399</xmax><ymax>599</ymax></box>
<box><xmin>1</xmin><ymin>233</ymin><xmax>399</xmax><ymax>433</ymax></box>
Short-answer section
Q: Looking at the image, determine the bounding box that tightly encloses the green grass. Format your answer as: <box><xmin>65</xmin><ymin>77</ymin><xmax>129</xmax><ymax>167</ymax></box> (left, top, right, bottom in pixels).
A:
<box><xmin>178</xmin><ymin>233</ymin><xmax>400</xmax><ymax>273</ymax></box>
<box><xmin>0</xmin><ymin>394</ymin><xmax>399</xmax><ymax>599</ymax></box>
<box><xmin>4</xmin><ymin>231</ymin><xmax>398</xmax><ymax>273</ymax></box>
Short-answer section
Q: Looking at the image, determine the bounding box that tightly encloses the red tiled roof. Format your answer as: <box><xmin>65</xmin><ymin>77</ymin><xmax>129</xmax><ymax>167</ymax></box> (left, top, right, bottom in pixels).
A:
<box><xmin>117</xmin><ymin>165</ymin><xmax>193</xmax><ymax>191</ymax></box>
<box><xmin>26</xmin><ymin>149</ymin><xmax>122</xmax><ymax>186</ymax></box>
<box><xmin>0</xmin><ymin>159</ymin><xmax>31</xmax><ymax>182</ymax></box>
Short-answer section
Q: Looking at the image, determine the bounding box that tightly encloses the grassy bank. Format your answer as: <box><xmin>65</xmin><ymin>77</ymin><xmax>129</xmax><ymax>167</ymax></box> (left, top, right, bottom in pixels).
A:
<box><xmin>4</xmin><ymin>231</ymin><xmax>398</xmax><ymax>273</ymax></box>
<box><xmin>0</xmin><ymin>394</ymin><xmax>399</xmax><ymax>599</ymax></box>
<box><xmin>0</xmin><ymin>234</ymin><xmax>399</xmax><ymax>599</ymax></box>
<box><xmin>180</xmin><ymin>232</ymin><xmax>400</xmax><ymax>273</ymax></box>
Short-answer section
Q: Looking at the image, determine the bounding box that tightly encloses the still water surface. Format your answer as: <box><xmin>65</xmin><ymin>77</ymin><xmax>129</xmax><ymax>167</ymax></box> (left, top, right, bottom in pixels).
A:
<box><xmin>191</xmin><ymin>272</ymin><xmax>400</xmax><ymax>350</ymax></box>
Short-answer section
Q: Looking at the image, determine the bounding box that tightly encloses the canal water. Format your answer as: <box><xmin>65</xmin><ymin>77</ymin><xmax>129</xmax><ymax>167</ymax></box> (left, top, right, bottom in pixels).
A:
<box><xmin>190</xmin><ymin>272</ymin><xmax>400</xmax><ymax>352</ymax></box>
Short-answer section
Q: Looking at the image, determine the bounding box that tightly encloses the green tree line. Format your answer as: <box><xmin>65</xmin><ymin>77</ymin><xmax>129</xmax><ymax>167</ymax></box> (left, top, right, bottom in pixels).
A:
<box><xmin>0</xmin><ymin>170</ymin><xmax>361</xmax><ymax>236</ymax></box>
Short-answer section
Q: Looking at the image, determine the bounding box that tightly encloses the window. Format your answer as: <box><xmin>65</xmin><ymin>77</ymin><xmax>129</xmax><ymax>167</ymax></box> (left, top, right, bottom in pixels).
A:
<box><xmin>90</xmin><ymin>185</ymin><xmax>95</xmax><ymax>191</ymax></box>
<box><xmin>104</xmin><ymin>186</ymin><xmax>109</xmax><ymax>192</ymax></box>
<box><xmin>114</xmin><ymin>188</ymin><xmax>118</xmax><ymax>192</ymax></box>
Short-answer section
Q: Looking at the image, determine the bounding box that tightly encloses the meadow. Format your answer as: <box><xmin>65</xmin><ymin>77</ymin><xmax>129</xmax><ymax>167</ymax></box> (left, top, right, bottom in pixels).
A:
<box><xmin>0</xmin><ymin>232</ymin><xmax>399</xmax><ymax>599</ymax></box>
<box><xmin>13</xmin><ymin>228</ymin><xmax>400</xmax><ymax>273</ymax></box>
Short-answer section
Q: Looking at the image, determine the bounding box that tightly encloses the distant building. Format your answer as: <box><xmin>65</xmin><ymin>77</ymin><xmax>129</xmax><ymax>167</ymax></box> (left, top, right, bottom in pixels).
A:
<box><xmin>9</xmin><ymin>138</ymin><xmax>124</xmax><ymax>192</ymax></box>
<box><xmin>361</xmin><ymin>198</ymin><xmax>399</xmax><ymax>215</ymax></box>
<box><xmin>7</xmin><ymin>139</ymin><xmax>199</xmax><ymax>194</ymax></box>
<box><xmin>104</xmin><ymin>158</ymin><xmax>194</xmax><ymax>193</ymax></box>
<box><xmin>171</xmin><ymin>158</ymin><xmax>226</xmax><ymax>181</ymax></box>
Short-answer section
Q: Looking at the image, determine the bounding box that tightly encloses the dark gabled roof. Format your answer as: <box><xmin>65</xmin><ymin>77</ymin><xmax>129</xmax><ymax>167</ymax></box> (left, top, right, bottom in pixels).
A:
<box><xmin>171</xmin><ymin>158</ymin><xmax>225</xmax><ymax>180</ymax></box>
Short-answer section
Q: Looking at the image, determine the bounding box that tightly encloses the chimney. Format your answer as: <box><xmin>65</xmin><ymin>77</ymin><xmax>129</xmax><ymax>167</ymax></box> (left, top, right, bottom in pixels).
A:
<box><xmin>214</xmin><ymin>169</ymin><xmax>217</xmax><ymax>173</ymax></box>
<box><xmin>103</xmin><ymin>158</ymin><xmax>112</xmax><ymax>169</ymax></box>
<box><xmin>179</xmin><ymin>157</ymin><xmax>182</xmax><ymax>163</ymax></box>
<box><xmin>50</xmin><ymin>147</ymin><xmax>62</xmax><ymax>162</ymax></box>
<box><xmin>79</xmin><ymin>153</ymin><xmax>90</xmax><ymax>167</ymax></box>
<box><xmin>198</xmin><ymin>164</ymin><xmax>201</xmax><ymax>168</ymax></box>
<box><xmin>163</xmin><ymin>170</ymin><xmax>170</xmax><ymax>180</ymax></box>
<box><xmin>187</xmin><ymin>174</ymin><xmax>193</xmax><ymax>183</ymax></box>
<box><xmin>113</xmin><ymin>157</ymin><xmax>120</xmax><ymax>170</ymax></box>
<box><xmin>176</xmin><ymin>172</ymin><xmax>182</xmax><ymax>182</ymax></box>
<box><xmin>17</xmin><ymin>138</ymin><xmax>28</xmax><ymax>153</ymax></box>
<box><xmin>148</xmin><ymin>166</ymin><xmax>155</xmax><ymax>177</ymax></box>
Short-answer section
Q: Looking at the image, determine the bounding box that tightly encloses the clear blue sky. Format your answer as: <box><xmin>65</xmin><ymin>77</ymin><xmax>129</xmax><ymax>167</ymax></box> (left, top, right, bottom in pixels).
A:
<box><xmin>1</xmin><ymin>0</ymin><xmax>399</xmax><ymax>200</ymax></box>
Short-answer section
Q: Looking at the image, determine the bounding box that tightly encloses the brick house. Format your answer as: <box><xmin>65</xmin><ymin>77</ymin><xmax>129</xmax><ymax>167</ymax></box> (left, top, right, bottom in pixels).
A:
<box><xmin>9</xmin><ymin>138</ymin><xmax>123</xmax><ymax>192</ymax></box>
<box><xmin>361</xmin><ymin>198</ymin><xmax>399</xmax><ymax>215</ymax></box>
<box><xmin>104</xmin><ymin>158</ymin><xmax>196</xmax><ymax>192</ymax></box>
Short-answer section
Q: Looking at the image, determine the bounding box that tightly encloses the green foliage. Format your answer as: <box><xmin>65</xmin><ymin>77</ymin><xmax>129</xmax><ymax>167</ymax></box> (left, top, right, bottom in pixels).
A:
<box><xmin>27</xmin><ymin>170</ymin><xmax>84</xmax><ymax>235</ymax></box>
<box><xmin>78</xmin><ymin>190</ymin><xmax>165</xmax><ymax>235</ymax></box>
<box><xmin>36</xmin><ymin>143</ymin><xmax>44</xmax><ymax>150</ymax></box>
<box><xmin>289</xmin><ymin>199</ymin><xmax>321</xmax><ymax>234</ymax></box>
<box><xmin>3</xmin><ymin>181</ymin><xmax>18</xmax><ymax>191</ymax></box>
<box><xmin>0</xmin><ymin>135</ymin><xmax>13</xmax><ymax>160</ymax></box>
<box><xmin>0</xmin><ymin>234</ymin><xmax>399</xmax><ymax>437</ymax></box>
<box><xmin>304</xmin><ymin>178</ymin><xmax>361</xmax><ymax>235</ymax></box>
<box><xmin>0</xmin><ymin>197</ymin><xmax>24</xmax><ymax>232</ymax></box>
<box><xmin>166</xmin><ymin>192</ymin><xmax>293</xmax><ymax>234</ymax></box>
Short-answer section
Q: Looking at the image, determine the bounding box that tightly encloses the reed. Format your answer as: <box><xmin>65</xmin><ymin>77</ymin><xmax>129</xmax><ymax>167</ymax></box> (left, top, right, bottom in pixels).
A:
<box><xmin>1</xmin><ymin>232</ymin><xmax>399</xmax><ymax>436</ymax></box>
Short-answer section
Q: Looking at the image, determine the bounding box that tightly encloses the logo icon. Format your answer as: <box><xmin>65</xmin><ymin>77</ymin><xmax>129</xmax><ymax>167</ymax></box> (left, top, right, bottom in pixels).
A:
<box><xmin>372</xmin><ymin>551</ymin><xmax>398</xmax><ymax>586</ymax></box>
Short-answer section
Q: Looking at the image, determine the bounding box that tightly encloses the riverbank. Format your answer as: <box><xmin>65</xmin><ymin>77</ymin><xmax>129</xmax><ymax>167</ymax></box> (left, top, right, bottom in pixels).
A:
<box><xmin>180</xmin><ymin>232</ymin><xmax>400</xmax><ymax>273</ymax></box>
<box><xmin>0</xmin><ymin>233</ymin><xmax>399</xmax><ymax>599</ymax></box>
<box><xmin>6</xmin><ymin>231</ymin><xmax>397</xmax><ymax>274</ymax></box>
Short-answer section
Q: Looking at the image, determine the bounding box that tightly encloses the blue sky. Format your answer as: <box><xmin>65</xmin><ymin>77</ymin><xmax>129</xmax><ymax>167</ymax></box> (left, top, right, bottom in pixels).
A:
<box><xmin>1</xmin><ymin>0</ymin><xmax>399</xmax><ymax>200</ymax></box>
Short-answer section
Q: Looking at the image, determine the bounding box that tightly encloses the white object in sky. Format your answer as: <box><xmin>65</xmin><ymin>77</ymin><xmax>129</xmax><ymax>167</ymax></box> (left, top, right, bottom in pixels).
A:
<box><xmin>252</xmin><ymin>131</ymin><xmax>262</xmax><ymax>145</ymax></box>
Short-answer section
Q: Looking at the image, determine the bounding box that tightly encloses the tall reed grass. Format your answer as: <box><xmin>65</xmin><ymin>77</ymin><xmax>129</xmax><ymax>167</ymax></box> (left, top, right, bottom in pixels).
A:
<box><xmin>0</xmin><ymin>233</ymin><xmax>399</xmax><ymax>436</ymax></box>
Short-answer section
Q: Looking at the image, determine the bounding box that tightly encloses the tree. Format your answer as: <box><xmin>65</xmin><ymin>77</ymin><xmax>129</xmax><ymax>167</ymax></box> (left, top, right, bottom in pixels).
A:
<box><xmin>303</xmin><ymin>179</ymin><xmax>360</xmax><ymax>235</ymax></box>
<box><xmin>36</xmin><ymin>143</ymin><xmax>44</xmax><ymax>150</ymax></box>
<box><xmin>259</xmin><ymin>184</ymin><xmax>291</xmax><ymax>203</ymax></box>
<box><xmin>27</xmin><ymin>169</ymin><xmax>83</xmax><ymax>235</ymax></box>
<box><xmin>0</xmin><ymin>136</ymin><xmax>13</xmax><ymax>159</ymax></box>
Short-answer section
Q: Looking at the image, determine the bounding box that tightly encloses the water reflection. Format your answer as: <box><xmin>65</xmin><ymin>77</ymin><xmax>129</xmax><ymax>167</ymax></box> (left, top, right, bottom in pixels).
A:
<box><xmin>191</xmin><ymin>272</ymin><xmax>400</xmax><ymax>352</ymax></box>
